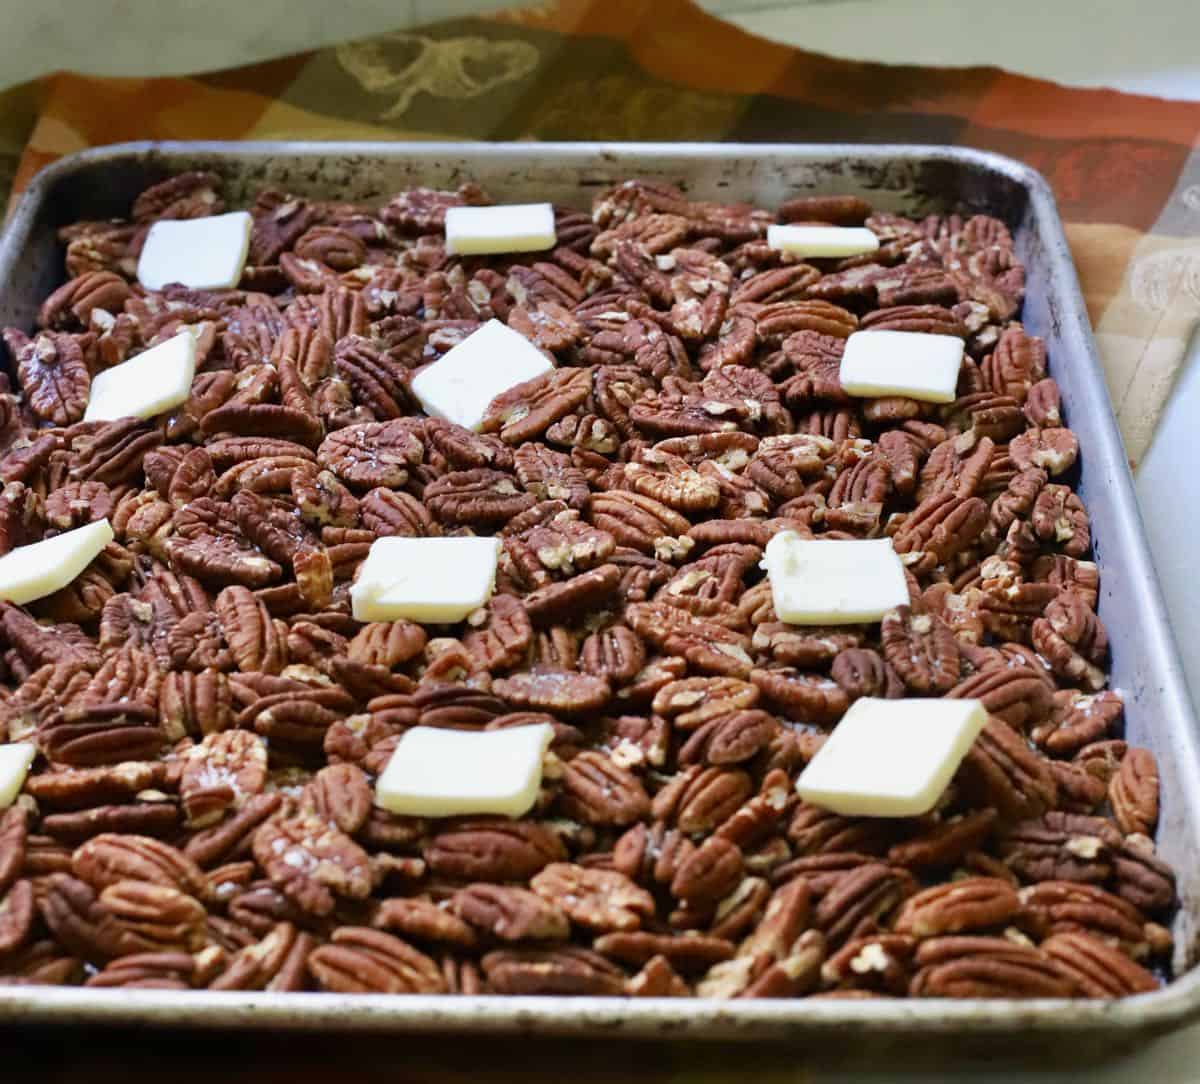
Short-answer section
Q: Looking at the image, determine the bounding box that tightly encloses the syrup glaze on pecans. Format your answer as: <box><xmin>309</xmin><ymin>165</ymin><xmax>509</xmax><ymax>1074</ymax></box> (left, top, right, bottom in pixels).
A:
<box><xmin>0</xmin><ymin>172</ymin><xmax>1175</xmax><ymax>998</ymax></box>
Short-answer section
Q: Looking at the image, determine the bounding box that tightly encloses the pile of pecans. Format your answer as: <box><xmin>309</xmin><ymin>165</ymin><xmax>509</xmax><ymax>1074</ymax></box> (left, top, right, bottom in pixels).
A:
<box><xmin>0</xmin><ymin>171</ymin><xmax>1175</xmax><ymax>999</ymax></box>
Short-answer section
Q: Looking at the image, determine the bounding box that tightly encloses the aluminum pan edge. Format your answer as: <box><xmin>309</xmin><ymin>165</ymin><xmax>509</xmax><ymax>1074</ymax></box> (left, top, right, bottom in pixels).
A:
<box><xmin>1</xmin><ymin>141</ymin><xmax>1198</xmax><ymax>1040</ymax></box>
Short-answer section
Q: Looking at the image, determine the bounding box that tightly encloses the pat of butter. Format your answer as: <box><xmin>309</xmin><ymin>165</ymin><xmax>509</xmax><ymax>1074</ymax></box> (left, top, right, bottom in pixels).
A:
<box><xmin>137</xmin><ymin>210</ymin><xmax>253</xmax><ymax>291</ymax></box>
<box><xmin>351</xmin><ymin>535</ymin><xmax>501</xmax><ymax>624</ymax></box>
<box><xmin>444</xmin><ymin>203</ymin><xmax>556</xmax><ymax>256</ymax></box>
<box><xmin>839</xmin><ymin>330</ymin><xmax>964</xmax><ymax>404</ymax></box>
<box><xmin>0</xmin><ymin>518</ymin><xmax>114</xmax><ymax>606</ymax></box>
<box><xmin>375</xmin><ymin>723</ymin><xmax>554</xmax><ymax>818</ymax></box>
<box><xmin>796</xmin><ymin>697</ymin><xmax>987</xmax><ymax>817</ymax></box>
<box><xmin>411</xmin><ymin>318</ymin><xmax>554</xmax><ymax>432</ymax></box>
<box><xmin>0</xmin><ymin>742</ymin><xmax>36</xmax><ymax>808</ymax></box>
<box><xmin>84</xmin><ymin>329</ymin><xmax>197</xmax><ymax>422</ymax></box>
<box><xmin>766</xmin><ymin>224</ymin><xmax>879</xmax><ymax>258</ymax></box>
<box><xmin>764</xmin><ymin>531</ymin><xmax>908</xmax><ymax>625</ymax></box>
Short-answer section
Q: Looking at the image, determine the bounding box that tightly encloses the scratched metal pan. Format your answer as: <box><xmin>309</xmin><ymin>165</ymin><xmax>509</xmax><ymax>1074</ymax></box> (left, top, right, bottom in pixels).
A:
<box><xmin>0</xmin><ymin>141</ymin><xmax>1197</xmax><ymax>1044</ymax></box>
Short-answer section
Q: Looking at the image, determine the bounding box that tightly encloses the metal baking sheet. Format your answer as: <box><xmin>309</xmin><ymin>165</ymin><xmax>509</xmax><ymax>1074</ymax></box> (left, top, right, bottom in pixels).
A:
<box><xmin>0</xmin><ymin>141</ymin><xmax>1197</xmax><ymax>1042</ymax></box>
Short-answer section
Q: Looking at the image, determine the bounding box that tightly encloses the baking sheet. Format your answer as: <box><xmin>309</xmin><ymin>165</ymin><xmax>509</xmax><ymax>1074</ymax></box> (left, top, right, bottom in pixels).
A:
<box><xmin>0</xmin><ymin>141</ymin><xmax>1196</xmax><ymax>1041</ymax></box>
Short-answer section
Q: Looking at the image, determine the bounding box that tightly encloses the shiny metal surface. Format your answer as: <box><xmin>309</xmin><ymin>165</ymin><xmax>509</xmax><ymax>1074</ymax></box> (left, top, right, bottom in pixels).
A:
<box><xmin>0</xmin><ymin>141</ymin><xmax>1196</xmax><ymax>1040</ymax></box>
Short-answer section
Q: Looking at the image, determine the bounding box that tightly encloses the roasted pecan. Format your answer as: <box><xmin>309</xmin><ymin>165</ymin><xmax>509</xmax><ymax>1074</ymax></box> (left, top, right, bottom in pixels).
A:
<box><xmin>893</xmin><ymin>877</ymin><xmax>1019</xmax><ymax>938</ymax></box>
<box><xmin>751</xmin><ymin>668</ymin><xmax>849</xmax><ymax>726</ymax></box>
<box><xmin>627</xmin><ymin>602</ymin><xmax>752</xmax><ymax>678</ymax></box>
<box><xmin>669</xmin><ymin>837</ymin><xmax>743</xmax><ymax>906</ymax></box>
<box><xmin>0</xmin><ymin>878</ymin><xmax>35</xmax><ymax>955</ymax></box>
<box><xmin>308</xmin><ymin>926</ymin><xmax>446</xmax><ymax>994</ymax></box>
<box><xmin>1112</xmin><ymin>836</ymin><xmax>1175</xmax><ymax>914</ymax></box>
<box><xmin>821</xmin><ymin>932</ymin><xmax>915</xmax><ymax>996</ymax></box>
<box><xmin>425</xmin><ymin>469</ymin><xmax>535</xmax><ymax>529</ymax></box>
<box><xmin>946</xmin><ymin>665</ymin><xmax>1054</xmax><ymax>730</ymax></box>
<box><xmin>301</xmin><ymin>762</ymin><xmax>373</xmax><ymax>836</ymax></box>
<box><xmin>1041</xmin><ymin>932</ymin><xmax>1157</xmax><ymax>998</ymax></box>
<box><xmin>1018</xmin><ymin>881</ymin><xmax>1156</xmax><ymax>957</ymax></box>
<box><xmin>997</xmin><ymin>812</ymin><xmax>1121</xmax><ymax>886</ymax></box>
<box><xmin>980</xmin><ymin>325</ymin><xmax>1046</xmax><ymax>402</ymax></box>
<box><xmin>958</xmin><ymin>717</ymin><xmax>1058</xmax><ymax>821</ymax></box>
<box><xmin>523</xmin><ymin>565</ymin><xmax>621</xmax><ymax>627</ymax></box>
<box><xmin>483</xmin><ymin>945</ymin><xmax>626</xmax><ymax>995</ymax></box>
<box><xmin>7</xmin><ymin>331</ymin><xmax>90</xmax><ymax>425</ymax></box>
<box><xmin>830</xmin><ymin>647</ymin><xmax>902</xmax><ymax>702</ymax></box>
<box><xmin>178</xmin><ymin>730</ymin><xmax>267</xmax><ymax>828</ymax></box>
<box><xmin>492</xmin><ymin>666</ymin><xmax>610</xmax><ymax>716</ymax></box>
<box><xmin>1031</xmin><ymin>483</ymin><xmax>1090</xmax><ymax>557</ymax></box>
<box><xmin>880</xmin><ymin>606</ymin><xmax>960</xmax><ymax>694</ymax></box>
<box><xmin>558</xmin><ymin>751</ymin><xmax>649</xmax><ymax>827</ymax></box>
<box><xmin>1034</xmin><ymin>691</ymin><xmax>1121</xmax><ymax>759</ymax></box>
<box><xmin>890</xmin><ymin>492</ymin><xmax>988</xmax><ymax>574</ymax></box>
<box><xmin>814</xmin><ymin>862</ymin><xmax>913</xmax><ymax>948</ymax></box>
<box><xmin>72</xmin><ymin>834</ymin><xmax>208</xmax><ymax>898</ymax></box>
<box><xmin>531</xmin><ymin>863</ymin><xmax>655</xmax><ymax>932</ymax></box>
<box><xmin>887</xmin><ymin>808</ymin><xmax>997</xmax><ymax>872</ymax></box>
<box><xmin>213</xmin><ymin>586</ymin><xmax>285</xmax><ymax>675</ymax></box>
<box><xmin>594</xmin><ymin>930</ymin><xmax>734</xmax><ymax>973</ymax></box>
<box><xmin>0</xmin><ymin>807</ymin><xmax>28</xmax><ymax>896</ymax></box>
<box><xmin>909</xmin><ymin>935</ymin><xmax>1072</xmax><ymax>998</ymax></box>
<box><xmin>449</xmin><ymin>883</ymin><xmax>569</xmax><ymax>942</ymax></box>
<box><xmin>678</xmin><ymin>709</ymin><xmax>778</xmax><ymax>767</ymax></box>
<box><xmin>317</xmin><ymin>420</ymin><xmax>423</xmax><ymax>489</ymax></box>
<box><xmin>589</xmin><ymin>491</ymin><xmax>693</xmax><ymax>560</ymax></box>
<box><xmin>1109</xmin><ymin>747</ymin><xmax>1159</xmax><ymax>836</ymax></box>
<box><xmin>479</xmin><ymin>368</ymin><xmax>590</xmax><ymax>445</ymax></box>
<box><xmin>580</xmin><ymin>625</ymin><xmax>646</xmax><ymax>685</ymax></box>
<box><xmin>39</xmin><ymin>702</ymin><xmax>165</xmax><ymax>768</ymax></box>
<box><xmin>252</xmin><ymin>812</ymin><xmax>372</xmax><ymax>916</ymax></box>
<box><xmin>424</xmin><ymin>819</ymin><xmax>565</xmax><ymax>882</ymax></box>
<box><xmin>653</xmin><ymin>766</ymin><xmax>753</xmax><ymax>836</ymax></box>
<box><xmin>1031</xmin><ymin>592</ymin><xmax>1107</xmax><ymax>692</ymax></box>
<box><xmin>207</xmin><ymin>921</ymin><xmax>312</xmax><ymax>991</ymax></box>
<box><xmin>372</xmin><ymin>898</ymin><xmax>476</xmax><ymax>948</ymax></box>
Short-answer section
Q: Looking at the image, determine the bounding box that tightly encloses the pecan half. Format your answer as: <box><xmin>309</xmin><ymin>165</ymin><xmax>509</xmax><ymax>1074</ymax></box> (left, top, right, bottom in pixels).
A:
<box><xmin>531</xmin><ymin>863</ymin><xmax>655</xmax><ymax>932</ymax></box>
<box><xmin>308</xmin><ymin>927</ymin><xmax>446</xmax><ymax>993</ymax></box>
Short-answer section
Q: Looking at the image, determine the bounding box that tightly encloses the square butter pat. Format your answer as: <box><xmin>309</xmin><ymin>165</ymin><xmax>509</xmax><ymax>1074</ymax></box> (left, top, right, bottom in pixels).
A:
<box><xmin>351</xmin><ymin>535</ymin><xmax>501</xmax><ymax>623</ymax></box>
<box><xmin>0</xmin><ymin>739</ymin><xmax>36</xmax><ymax>811</ymax></box>
<box><xmin>137</xmin><ymin>210</ymin><xmax>253</xmax><ymax>291</ymax></box>
<box><xmin>767</xmin><ymin>225</ymin><xmax>879</xmax><ymax>258</ymax></box>
<box><xmin>0</xmin><ymin>742</ymin><xmax>35</xmax><ymax>808</ymax></box>
<box><xmin>764</xmin><ymin>531</ymin><xmax>908</xmax><ymax>625</ymax></box>
<box><xmin>0</xmin><ymin>518</ymin><xmax>114</xmax><ymax>606</ymax></box>
<box><xmin>376</xmin><ymin>723</ymin><xmax>555</xmax><ymax>818</ymax></box>
<box><xmin>411</xmin><ymin>318</ymin><xmax>554</xmax><ymax>432</ymax></box>
<box><xmin>444</xmin><ymin>203</ymin><xmax>556</xmax><ymax>256</ymax></box>
<box><xmin>84</xmin><ymin>329</ymin><xmax>197</xmax><ymax>422</ymax></box>
<box><xmin>839</xmin><ymin>330</ymin><xmax>965</xmax><ymax>404</ymax></box>
<box><xmin>796</xmin><ymin>697</ymin><xmax>987</xmax><ymax>816</ymax></box>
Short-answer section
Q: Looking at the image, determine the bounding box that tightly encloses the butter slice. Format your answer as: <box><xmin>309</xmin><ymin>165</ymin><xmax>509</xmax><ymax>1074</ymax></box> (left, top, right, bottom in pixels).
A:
<box><xmin>351</xmin><ymin>535</ymin><xmax>501</xmax><ymax>624</ymax></box>
<box><xmin>411</xmin><ymin>318</ymin><xmax>554</xmax><ymax>432</ymax></box>
<box><xmin>0</xmin><ymin>742</ymin><xmax>35</xmax><ymax>808</ymax></box>
<box><xmin>375</xmin><ymin>723</ymin><xmax>554</xmax><ymax>818</ymax></box>
<box><xmin>0</xmin><ymin>518</ymin><xmax>114</xmax><ymax>606</ymax></box>
<box><xmin>766</xmin><ymin>225</ymin><xmax>879</xmax><ymax>258</ymax></box>
<box><xmin>839</xmin><ymin>330</ymin><xmax>964</xmax><ymax>404</ymax></box>
<box><xmin>137</xmin><ymin>210</ymin><xmax>253</xmax><ymax>291</ymax></box>
<box><xmin>764</xmin><ymin>531</ymin><xmax>908</xmax><ymax>625</ymax></box>
<box><xmin>796</xmin><ymin>697</ymin><xmax>987</xmax><ymax>816</ymax></box>
<box><xmin>444</xmin><ymin>203</ymin><xmax>556</xmax><ymax>256</ymax></box>
<box><xmin>84</xmin><ymin>329</ymin><xmax>197</xmax><ymax>422</ymax></box>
